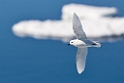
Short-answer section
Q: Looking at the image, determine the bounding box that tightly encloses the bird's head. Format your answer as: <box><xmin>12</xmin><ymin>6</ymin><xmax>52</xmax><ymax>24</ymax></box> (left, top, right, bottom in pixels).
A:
<box><xmin>68</xmin><ymin>39</ymin><xmax>85</xmax><ymax>47</ymax></box>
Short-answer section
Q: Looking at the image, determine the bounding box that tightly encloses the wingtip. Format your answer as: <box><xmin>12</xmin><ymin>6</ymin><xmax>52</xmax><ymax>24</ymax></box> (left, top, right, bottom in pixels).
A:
<box><xmin>77</xmin><ymin>69</ymin><xmax>84</xmax><ymax>74</ymax></box>
<box><xmin>73</xmin><ymin>13</ymin><xmax>77</xmax><ymax>17</ymax></box>
<box><xmin>73</xmin><ymin>12</ymin><xmax>76</xmax><ymax>15</ymax></box>
<box><xmin>73</xmin><ymin>13</ymin><xmax>80</xmax><ymax>21</ymax></box>
<box><xmin>73</xmin><ymin>13</ymin><xmax>79</xmax><ymax>22</ymax></box>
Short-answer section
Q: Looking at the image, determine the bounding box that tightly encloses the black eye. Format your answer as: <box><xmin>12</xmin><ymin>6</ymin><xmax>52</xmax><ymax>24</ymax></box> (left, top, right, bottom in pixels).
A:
<box><xmin>71</xmin><ymin>42</ymin><xmax>73</xmax><ymax>43</ymax></box>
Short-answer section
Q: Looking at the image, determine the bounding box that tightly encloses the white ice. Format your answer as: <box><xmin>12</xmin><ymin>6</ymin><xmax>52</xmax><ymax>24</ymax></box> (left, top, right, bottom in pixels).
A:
<box><xmin>12</xmin><ymin>3</ymin><xmax>124</xmax><ymax>42</ymax></box>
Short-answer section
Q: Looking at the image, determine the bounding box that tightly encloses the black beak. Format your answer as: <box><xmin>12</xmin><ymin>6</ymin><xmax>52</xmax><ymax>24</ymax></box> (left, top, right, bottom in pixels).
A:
<box><xmin>68</xmin><ymin>44</ymin><xmax>70</xmax><ymax>46</ymax></box>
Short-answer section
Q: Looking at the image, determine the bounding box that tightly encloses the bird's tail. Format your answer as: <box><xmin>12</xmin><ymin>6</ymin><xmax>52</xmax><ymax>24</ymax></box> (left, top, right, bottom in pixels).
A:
<box><xmin>93</xmin><ymin>41</ymin><xmax>101</xmax><ymax>47</ymax></box>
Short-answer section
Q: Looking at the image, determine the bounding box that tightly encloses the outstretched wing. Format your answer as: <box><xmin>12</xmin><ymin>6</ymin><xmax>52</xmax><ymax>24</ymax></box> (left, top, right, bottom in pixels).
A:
<box><xmin>73</xmin><ymin>13</ymin><xmax>87</xmax><ymax>40</ymax></box>
<box><xmin>76</xmin><ymin>47</ymin><xmax>88</xmax><ymax>74</ymax></box>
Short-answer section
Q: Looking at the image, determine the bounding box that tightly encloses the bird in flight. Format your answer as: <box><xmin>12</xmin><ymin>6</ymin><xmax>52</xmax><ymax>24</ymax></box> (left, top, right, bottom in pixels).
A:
<box><xmin>68</xmin><ymin>13</ymin><xmax>101</xmax><ymax>74</ymax></box>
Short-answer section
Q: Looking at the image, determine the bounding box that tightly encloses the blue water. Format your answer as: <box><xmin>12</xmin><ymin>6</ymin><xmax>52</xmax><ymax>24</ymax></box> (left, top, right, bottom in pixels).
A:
<box><xmin>0</xmin><ymin>0</ymin><xmax>124</xmax><ymax>83</ymax></box>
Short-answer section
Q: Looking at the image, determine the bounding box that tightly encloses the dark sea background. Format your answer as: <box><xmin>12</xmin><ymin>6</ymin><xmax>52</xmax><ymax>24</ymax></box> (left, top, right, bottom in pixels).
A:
<box><xmin>0</xmin><ymin>0</ymin><xmax>124</xmax><ymax>83</ymax></box>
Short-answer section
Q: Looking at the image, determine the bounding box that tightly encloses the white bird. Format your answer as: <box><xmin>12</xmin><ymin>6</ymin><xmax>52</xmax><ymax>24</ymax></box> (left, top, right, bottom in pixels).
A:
<box><xmin>68</xmin><ymin>13</ymin><xmax>101</xmax><ymax>74</ymax></box>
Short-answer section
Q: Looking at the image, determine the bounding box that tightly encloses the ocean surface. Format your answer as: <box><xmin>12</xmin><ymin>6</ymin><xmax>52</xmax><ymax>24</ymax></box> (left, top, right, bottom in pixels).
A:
<box><xmin>0</xmin><ymin>0</ymin><xmax>124</xmax><ymax>83</ymax></box>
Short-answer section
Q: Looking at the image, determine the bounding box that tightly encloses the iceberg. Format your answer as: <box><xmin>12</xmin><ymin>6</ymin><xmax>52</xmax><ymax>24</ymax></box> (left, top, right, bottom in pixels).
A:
<box><xmin>12</xmin><ymin>3</ymin><xmax>124</xmax><ymax>42</ymax></box>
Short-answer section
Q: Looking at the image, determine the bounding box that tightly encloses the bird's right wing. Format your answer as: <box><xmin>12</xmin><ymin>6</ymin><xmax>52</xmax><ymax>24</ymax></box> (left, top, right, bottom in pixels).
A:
<box><xmin>73</xmin><ymin>13</ymin><xmax>87</xmax><ymax>40</ymax></box>
<box><xmin>76</xmin><ymin>47</ymin><xmax>88</xmax><ymax>74</ymax></box>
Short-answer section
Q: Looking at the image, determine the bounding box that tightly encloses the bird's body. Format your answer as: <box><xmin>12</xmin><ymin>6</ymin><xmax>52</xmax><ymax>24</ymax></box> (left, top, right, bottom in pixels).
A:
<box><xmin>70</xmin><ymin>39</ymin><xmax>101</xmax><ymax>48</ymax></box>
<box><xmin>69</xmin><ymin>13</ymin><xmax>101</xmax><ymax>74</ymax></box>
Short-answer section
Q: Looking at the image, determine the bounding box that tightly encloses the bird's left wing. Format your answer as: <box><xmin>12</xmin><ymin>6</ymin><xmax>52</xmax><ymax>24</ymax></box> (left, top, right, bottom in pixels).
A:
<box><xmin>73</xmin><ymin>13</ymin><xmax>87</xmax><ymax>40</ymax></box>
<box><xmin>76</xmin><ymin>47</ymin><xmax>88</xmax><ymax>74</ymax></box>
